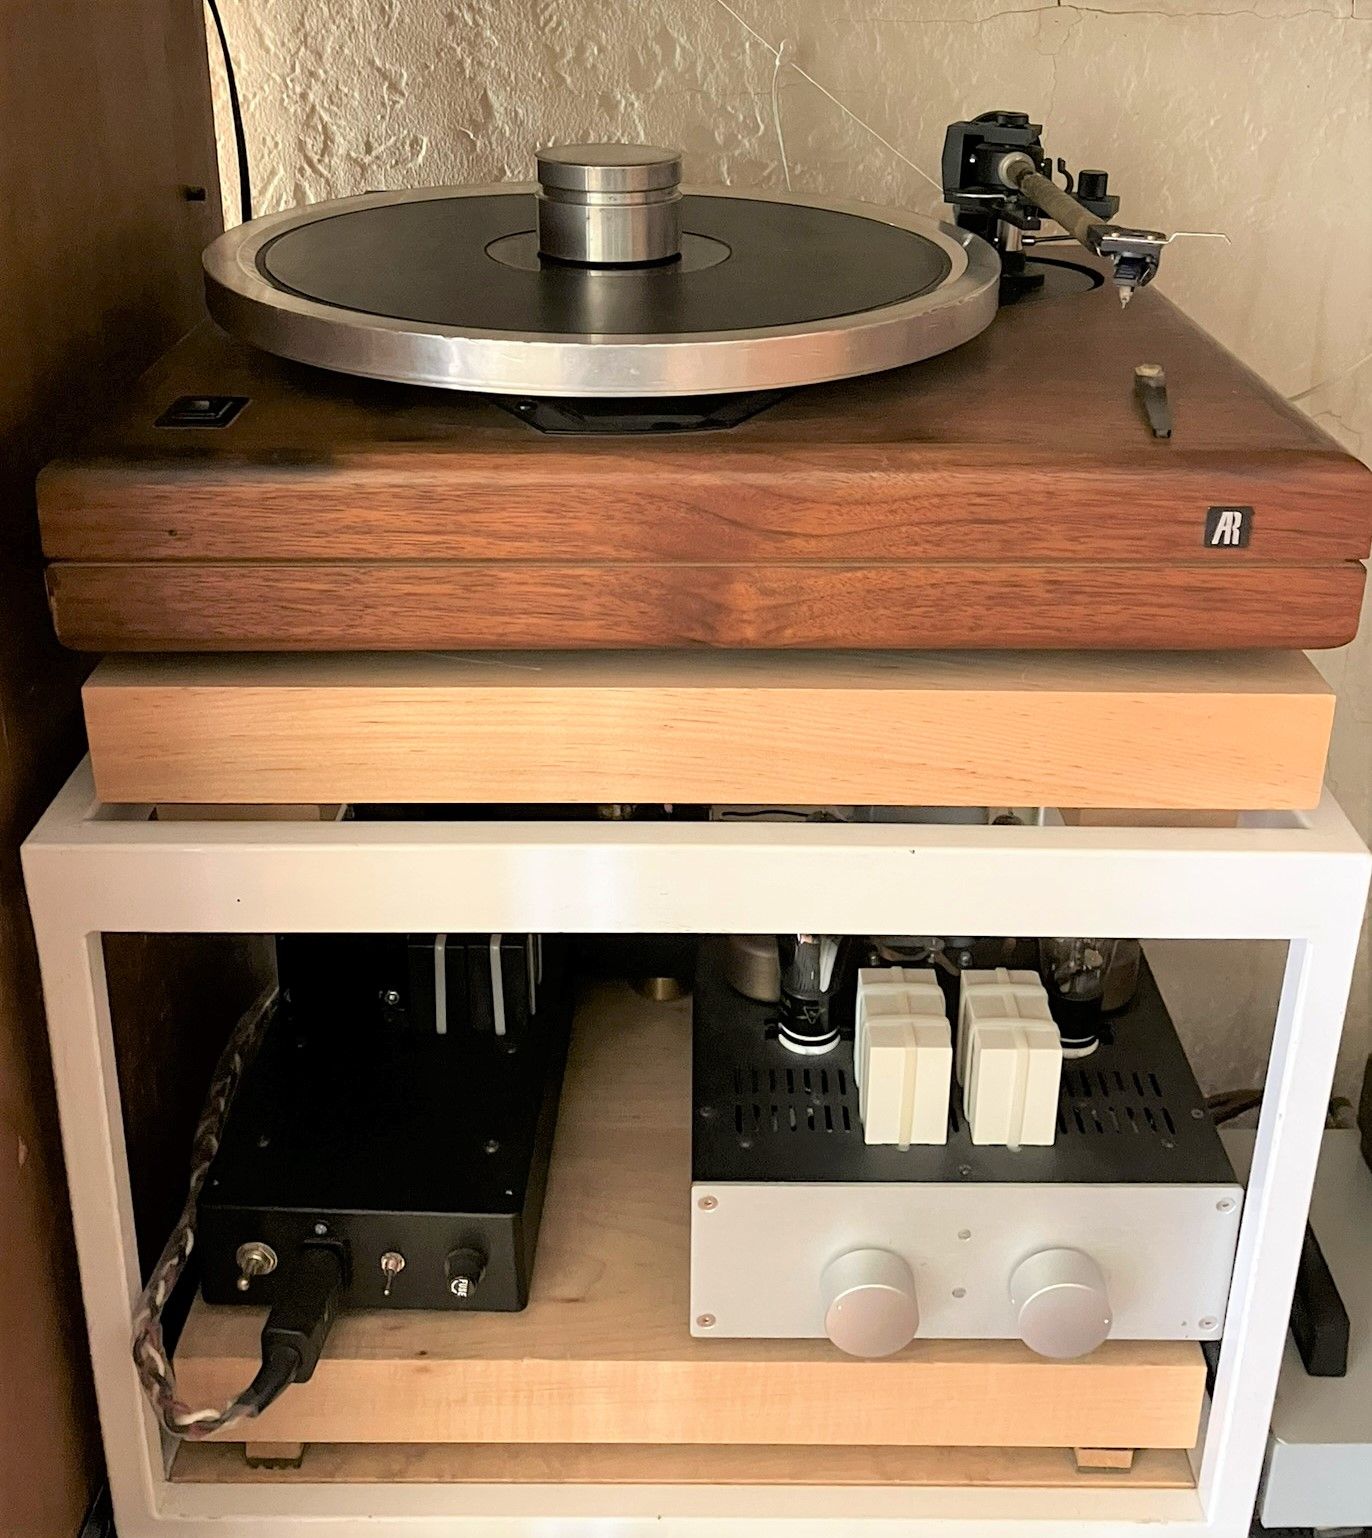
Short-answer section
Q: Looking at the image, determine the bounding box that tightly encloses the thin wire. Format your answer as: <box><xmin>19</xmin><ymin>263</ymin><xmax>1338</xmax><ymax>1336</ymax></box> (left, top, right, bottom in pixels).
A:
<box><xmin>709</xmin><ymin>0</ymin><xmax>941</xmax><ymax>194</ymax></box>
<box><xmin>1288</xmin><ymin>349</ymin><xmax>1372</xmax><ymax>405</ymax></box>
<box><xmin>770</xmin><ymin>42</ymin><xmax>793</xmax><ymax>192</ymax></box>
<box><xmin>206</xmin><ymin>0</ymin><xmax>254</xmax><ymax>224</ymax></box>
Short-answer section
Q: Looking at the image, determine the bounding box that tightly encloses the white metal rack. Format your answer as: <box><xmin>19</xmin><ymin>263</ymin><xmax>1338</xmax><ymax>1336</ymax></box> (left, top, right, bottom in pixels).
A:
<box><xmin>22</xmin><ymin>758</ymin><xmax>1370</xmax><ymax>1538</ymax></box>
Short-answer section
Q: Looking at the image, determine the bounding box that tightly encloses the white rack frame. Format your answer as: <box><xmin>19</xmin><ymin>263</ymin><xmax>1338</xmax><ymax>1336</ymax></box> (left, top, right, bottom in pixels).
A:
<box><xmin>22</xmin><ymin>759</ymin><xmax>1371</xmax><ymax>1538</ymax></box>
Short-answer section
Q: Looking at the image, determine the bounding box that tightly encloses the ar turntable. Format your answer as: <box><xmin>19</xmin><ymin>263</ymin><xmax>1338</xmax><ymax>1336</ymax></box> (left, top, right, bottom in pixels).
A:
<box><xmin>35</xmin><ymin>111</ymin><xmax>1372</xmax><ymax>653</ymax></box>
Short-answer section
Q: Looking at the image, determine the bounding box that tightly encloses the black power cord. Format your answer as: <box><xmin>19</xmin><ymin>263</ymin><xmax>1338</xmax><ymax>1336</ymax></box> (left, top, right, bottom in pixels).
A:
<box><xmin>206</xmin><ymin>0</ymin><xmax>253</xmax><ymax>223</ymax></box>
<box><xmin>239</xmin><ymin>1245</ymin><xmax>346</xmax><ymax>1415</ymax></box>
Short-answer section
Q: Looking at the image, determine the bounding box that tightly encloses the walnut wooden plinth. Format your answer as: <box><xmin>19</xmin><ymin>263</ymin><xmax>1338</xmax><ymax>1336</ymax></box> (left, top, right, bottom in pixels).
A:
<box><xmin>173</xmin><ymin>985</ymin><xmax>1207</xmax><ymax>1453</ymax></box>
<box><xmin>38</xmin><ymin>280</ymin><xmax>1372</xmax><ymax>653</ymax></box>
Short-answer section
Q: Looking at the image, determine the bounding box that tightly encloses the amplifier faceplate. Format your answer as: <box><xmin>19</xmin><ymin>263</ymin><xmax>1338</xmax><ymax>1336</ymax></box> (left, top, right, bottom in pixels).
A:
<box><xmin>690</xmin><ymin>1177</ymin><xmax>1241</xmax><ymax>1341</ymax></box>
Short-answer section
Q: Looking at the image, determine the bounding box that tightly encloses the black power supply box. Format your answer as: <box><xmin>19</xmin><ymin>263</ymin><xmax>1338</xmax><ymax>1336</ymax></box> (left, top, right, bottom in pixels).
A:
<box><xmin>198</xmin><ymin>935</ymin><xmax>570</xmax><ymax>1313</ymax></box>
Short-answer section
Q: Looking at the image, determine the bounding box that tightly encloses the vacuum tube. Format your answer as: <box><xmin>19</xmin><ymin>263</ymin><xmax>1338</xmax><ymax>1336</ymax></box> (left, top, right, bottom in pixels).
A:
<box><xmin>1039</xmin><ymin>938</ymin><xmax>1141</xmax><ymax>1056</ymax></box>
<box><xmin>777</xmin><ymin>934</ymin><xmax>842</xmax><ymax>1054</ymax></box>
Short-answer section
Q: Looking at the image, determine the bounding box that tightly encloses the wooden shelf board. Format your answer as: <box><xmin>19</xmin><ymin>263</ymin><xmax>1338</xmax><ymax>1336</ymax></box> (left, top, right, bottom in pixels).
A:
<box><xmin>84</xmin><ymin>648</ymin><xmax>1332</xmax><ymax>808</ymax></box>
<box><xmin>171</xmin><ymin>1441</ymin><xmax>1197</xmax><ymax>1490</ymax></box>
<box><xmin>174</xmin><ymin>984</ymin><xmax>1206</xmax><ymax>1451</ymax></box>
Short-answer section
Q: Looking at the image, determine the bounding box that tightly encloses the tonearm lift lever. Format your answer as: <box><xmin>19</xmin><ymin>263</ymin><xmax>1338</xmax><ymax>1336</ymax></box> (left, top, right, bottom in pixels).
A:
<box><xmin>943</xmin><ymin>111</ymin><xmax>1168</xmax><ymax>307</ymax></box>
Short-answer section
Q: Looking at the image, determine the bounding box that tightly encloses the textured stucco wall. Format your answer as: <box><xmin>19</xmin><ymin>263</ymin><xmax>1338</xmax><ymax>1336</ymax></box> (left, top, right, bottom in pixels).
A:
<box><xmin>207</xmin><ymin>0</ymin><xmax>1371</xmax><ymax>1094</ymax></box>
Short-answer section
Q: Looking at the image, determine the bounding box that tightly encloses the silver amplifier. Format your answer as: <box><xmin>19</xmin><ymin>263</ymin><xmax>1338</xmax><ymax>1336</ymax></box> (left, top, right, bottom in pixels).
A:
<box><xmin>690</xmin><ymin>943</ymin><xmax>1242</xmax><ymax>1358</ymax></box>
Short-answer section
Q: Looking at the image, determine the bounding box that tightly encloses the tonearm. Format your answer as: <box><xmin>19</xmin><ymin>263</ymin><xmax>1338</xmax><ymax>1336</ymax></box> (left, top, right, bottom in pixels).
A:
<box><xmin>943</xmin><ymin>110</ymin><xmax>1169</xmax><ymax>306</ymax></box>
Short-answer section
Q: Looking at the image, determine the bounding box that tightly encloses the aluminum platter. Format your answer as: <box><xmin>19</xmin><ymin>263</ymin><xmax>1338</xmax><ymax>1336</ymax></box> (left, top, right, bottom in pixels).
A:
<box><xmin>203</xmin><ymin>185</ymin><xmax>1001</xmax><ymax>398</ymax></box>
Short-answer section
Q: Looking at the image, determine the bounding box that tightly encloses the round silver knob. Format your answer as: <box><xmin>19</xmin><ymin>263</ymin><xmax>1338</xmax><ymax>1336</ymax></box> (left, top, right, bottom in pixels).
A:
<box><xmin>1009</xmin><ymin>1248</ymin><xmax>1112</xmax><ymax>1359</ymax></box>
<box><xmin>820</xmin><ymin>1248</ymin><xmax>920</xmax><ymax>1358</ymax></box>
<box><xmin>536</xmin><ymin>143</ymin><xmax>683</xmax><ymax>266</ymax></box>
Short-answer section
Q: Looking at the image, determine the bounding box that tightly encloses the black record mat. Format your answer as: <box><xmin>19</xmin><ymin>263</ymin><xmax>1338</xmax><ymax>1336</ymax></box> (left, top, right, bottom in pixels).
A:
<box><xmin>259</xmin><ymin>192</ymin><xmax>953</xmax><ymax>336</ymax></box>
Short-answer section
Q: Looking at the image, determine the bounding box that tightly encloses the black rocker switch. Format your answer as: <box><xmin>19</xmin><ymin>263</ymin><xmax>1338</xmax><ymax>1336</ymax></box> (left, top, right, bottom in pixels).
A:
<box><xmin>155</xmin><ymin>394</ymin><xmax>249</xmax><ymax>428</ymax></box>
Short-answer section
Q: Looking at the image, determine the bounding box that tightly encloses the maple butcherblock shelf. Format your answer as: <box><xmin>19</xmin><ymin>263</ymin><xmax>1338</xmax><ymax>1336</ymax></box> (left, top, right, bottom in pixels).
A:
<box><xmin>84</xmin><ymin>648</ymin><xmax>1332</xmax><ymax>809</ymax></box>
<box><xmin>174</xmin><ymin>985</ymin><xmax>1207</xmax><ymax>1456</ymax></box>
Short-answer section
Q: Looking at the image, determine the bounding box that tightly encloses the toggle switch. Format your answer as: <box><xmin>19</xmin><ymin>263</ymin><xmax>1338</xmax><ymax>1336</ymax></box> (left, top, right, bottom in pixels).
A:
<box><xmin>379</xmin><ymin>1250</ymin><xmax>406</xmax><ymax>1299</ymax></box>
<box><xmin>234</xmin><ymin>1240</ymin><xmax>277</xmax><ymax>1292</ymax></box>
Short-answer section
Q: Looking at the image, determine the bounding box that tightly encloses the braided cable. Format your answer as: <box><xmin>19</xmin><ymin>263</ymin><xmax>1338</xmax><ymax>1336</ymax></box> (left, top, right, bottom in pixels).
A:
<box><xmin>130</xmin><ymin>989</ymin><xmax>275</xmax><ymax>1439</ymax></box>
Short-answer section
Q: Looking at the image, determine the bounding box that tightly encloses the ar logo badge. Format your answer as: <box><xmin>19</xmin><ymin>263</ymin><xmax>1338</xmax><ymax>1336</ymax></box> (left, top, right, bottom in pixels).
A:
<box><xmin>1204</xmin><ymin>506</ymin><xmax>1253</xmax><ymax>548</ymax></box>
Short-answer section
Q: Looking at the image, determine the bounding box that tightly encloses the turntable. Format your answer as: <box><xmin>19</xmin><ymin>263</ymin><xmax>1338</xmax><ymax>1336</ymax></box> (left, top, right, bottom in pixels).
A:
<box><xmin>37</xmin><ymin>112</ymin><xmax>1372</xmax><ymax>653</ymax></box>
